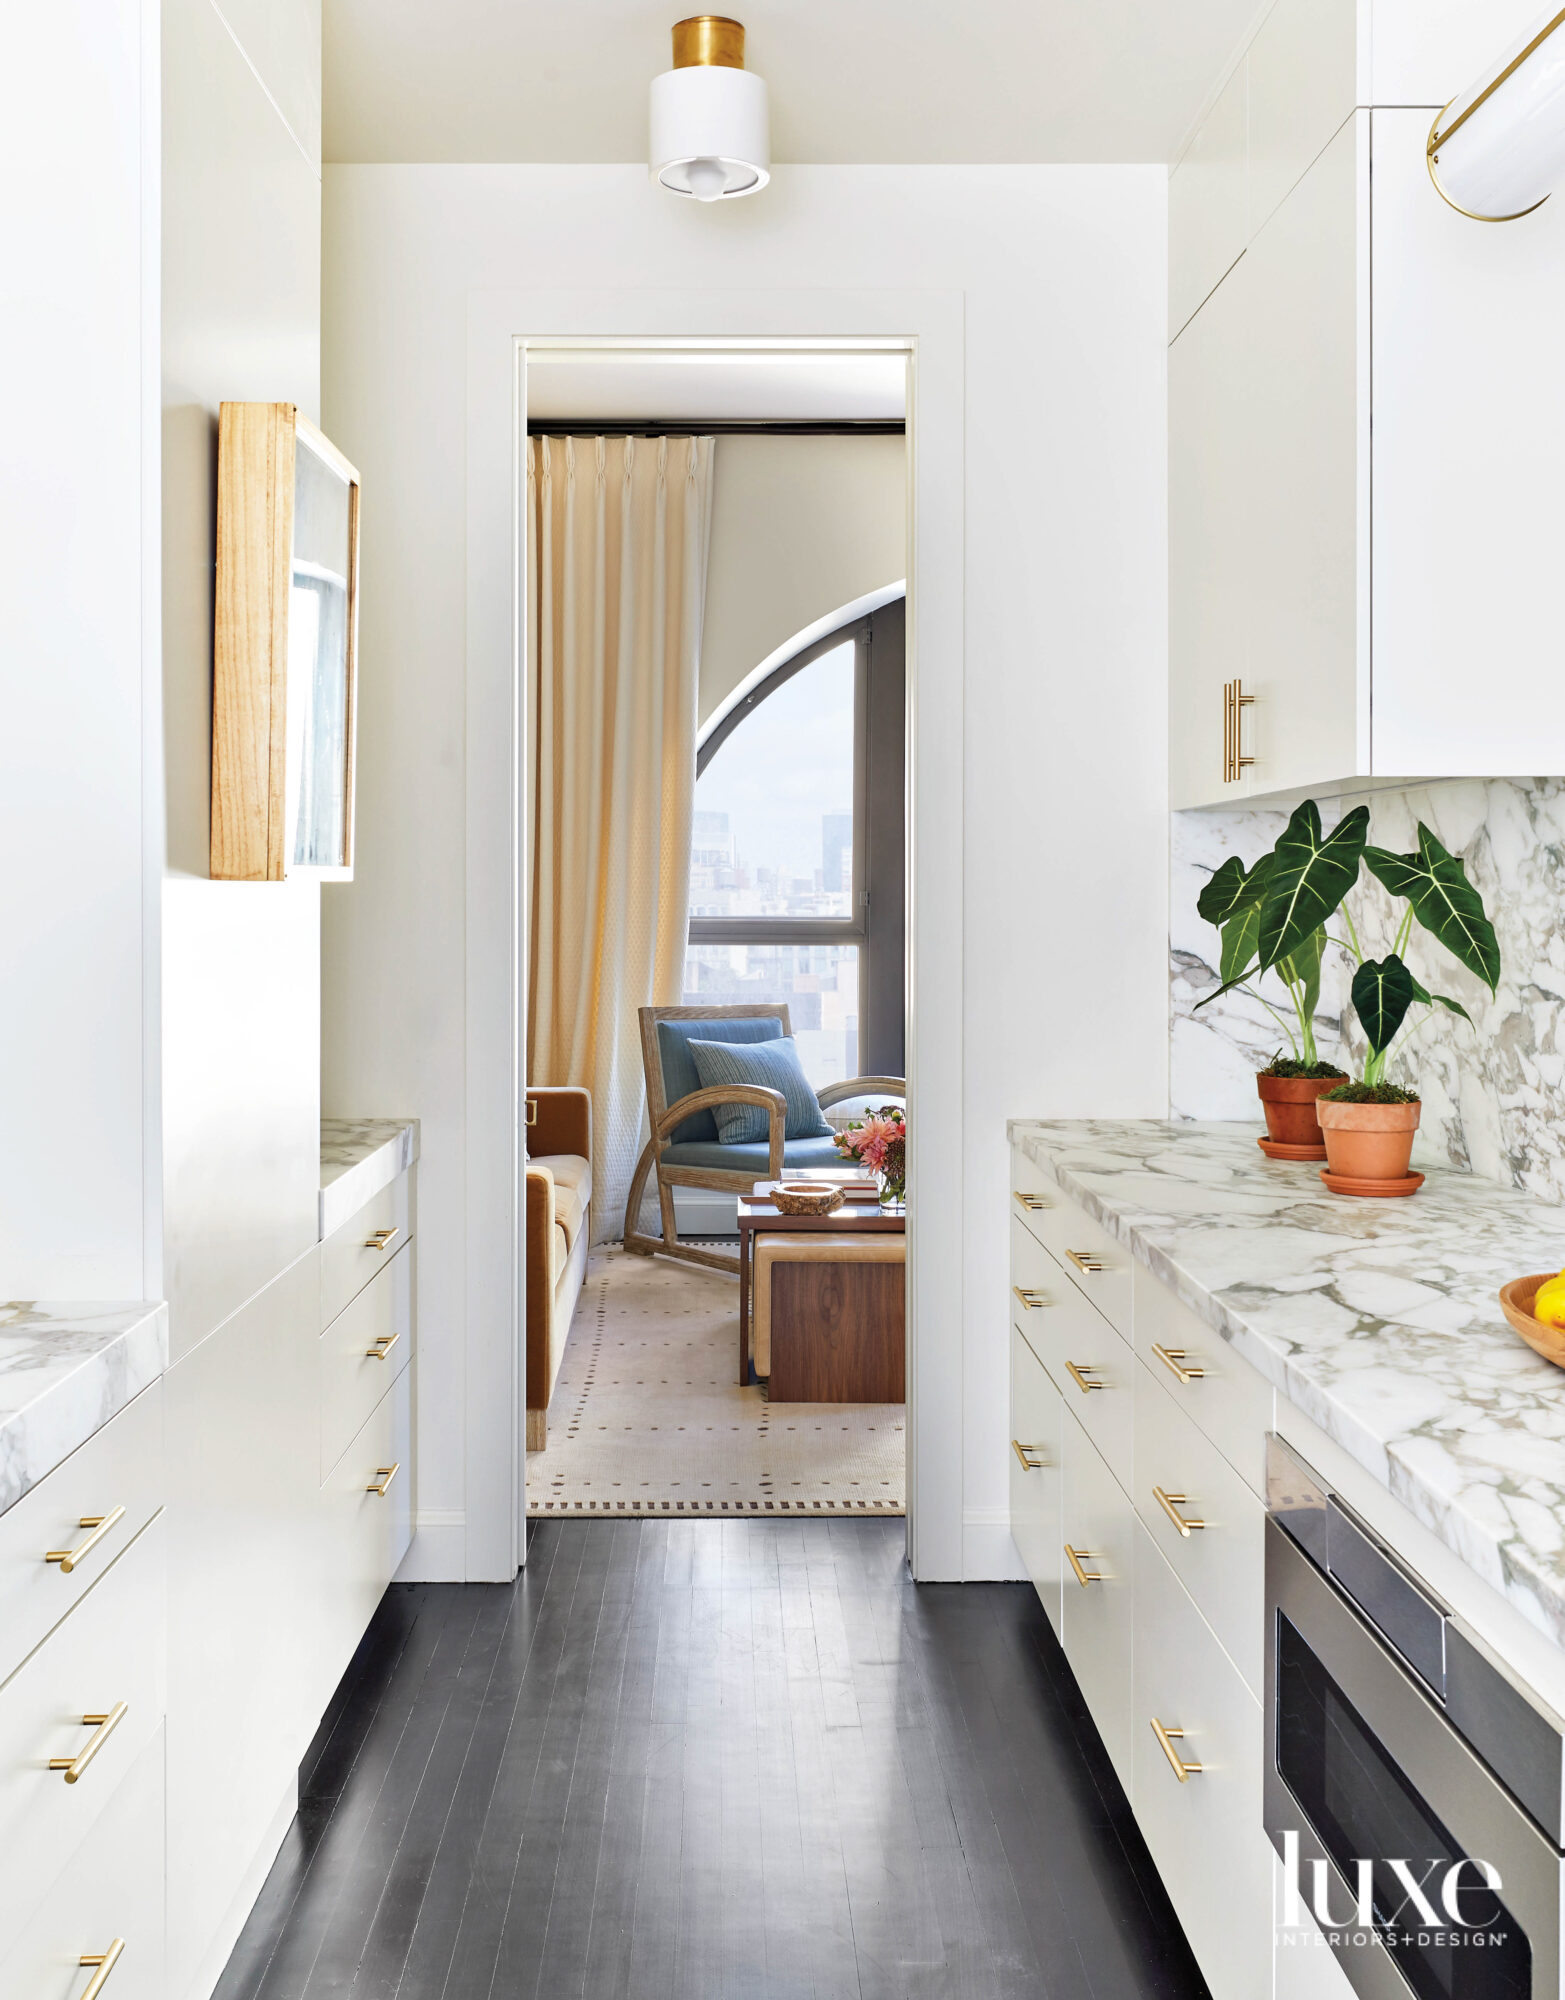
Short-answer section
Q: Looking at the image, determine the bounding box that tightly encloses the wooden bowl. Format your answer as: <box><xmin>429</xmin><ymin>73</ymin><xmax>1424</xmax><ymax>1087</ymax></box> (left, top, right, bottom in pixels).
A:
<box><xmin>768</xmin><ymin>1182</ymin><xmax>844</xmax><ymax>1216</ymax></box>
<box><xmin>1498</xmin><ymin>1274</ymin><xmax>1565</xmax><ymax>1368</ymax></box>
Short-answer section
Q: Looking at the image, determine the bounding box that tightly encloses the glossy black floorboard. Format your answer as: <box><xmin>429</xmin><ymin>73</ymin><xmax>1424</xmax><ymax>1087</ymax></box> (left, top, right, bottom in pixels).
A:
<box><xmin>213</xmin><ymin>1519</ymin><xmax>1209</xmax><ymax>2000</ymax></box>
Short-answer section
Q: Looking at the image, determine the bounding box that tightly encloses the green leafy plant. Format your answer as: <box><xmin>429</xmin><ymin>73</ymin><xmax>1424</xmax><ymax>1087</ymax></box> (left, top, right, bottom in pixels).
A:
<box><xmin>1197</xmin><ymin>801</ymin><xmax>1500</xmax><ymax>1086</ymax></box>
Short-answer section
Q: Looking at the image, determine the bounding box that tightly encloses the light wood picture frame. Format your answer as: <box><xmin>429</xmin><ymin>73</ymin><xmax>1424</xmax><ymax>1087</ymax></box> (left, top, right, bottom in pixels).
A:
<box><xmin>211</xmin><ymin>402</ymin><xmax>361</xmax><ymax>881</ymax></box>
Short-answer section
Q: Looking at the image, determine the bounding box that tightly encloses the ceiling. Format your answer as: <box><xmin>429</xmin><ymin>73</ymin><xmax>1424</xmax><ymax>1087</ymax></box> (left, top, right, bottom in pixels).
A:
<box><xmin>525</xmin><ymin>351</ymin><xmax>907</xmax><ymax>422</ymax></box>
<box><xmin>323</xmin><ymin>0</ymin><xmax>1259</xmax><ymax>166</ymax></box>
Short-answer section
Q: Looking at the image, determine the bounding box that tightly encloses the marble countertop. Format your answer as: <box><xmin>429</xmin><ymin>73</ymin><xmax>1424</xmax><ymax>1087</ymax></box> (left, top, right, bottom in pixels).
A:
<box><xmin>0</xmin><ymin>1301</ymin><xmax>168</xmax><ymax>1518</ymax></box>
<box><xmin>320</xmin><ymin>1118</ymin><xmax>420</xmax><ymax>1239</ymax></box>
<box><xmin>1009</xmin><ymin>1119</ymin><xmax>1565</xmax><ymax>1647</ymax></box>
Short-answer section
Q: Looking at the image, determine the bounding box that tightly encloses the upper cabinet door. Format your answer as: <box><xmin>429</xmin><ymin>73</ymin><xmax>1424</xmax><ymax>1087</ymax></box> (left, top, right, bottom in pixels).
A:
<box><xmin>1246</xmin><ymin>0</ymin><xmax>1358</xmax><ymax>239</ymax></box>
<box><xmin>1169</xmin><ymin>62</ymin><xmax>1248</xmax><ymax>344</ymax></box>
<box><xmin>1370</xmin><ymin>106</ymin><xmax>1565</xmax><ymax>777</ymax></box>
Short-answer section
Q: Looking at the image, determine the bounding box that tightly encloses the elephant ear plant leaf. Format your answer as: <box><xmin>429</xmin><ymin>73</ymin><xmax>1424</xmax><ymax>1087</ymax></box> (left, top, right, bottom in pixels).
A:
<box><xmin>1350</xmin><ymin>956</ymin><xmax>1416</xmax><ymax>1083</ymax></box>
<box><xmin>1257</xmin><ymin>801</ymin><xmax>1370</xmax><ymax>970</ymax></box>
<box><xmin>1194</xmin><ymin>849</ymin><xmax>1331</xmax><ymax>1066</ymax></box>
<box><xmin>1363</xmin><ymin>824</ymin><xmax>1501</xmax><ymax>994</ymax></box>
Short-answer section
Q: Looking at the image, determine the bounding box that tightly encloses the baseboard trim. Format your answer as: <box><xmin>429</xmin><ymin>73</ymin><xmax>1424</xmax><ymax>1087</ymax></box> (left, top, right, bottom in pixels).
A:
<box><xmin>962</xmin><ymin>1508</ymin><xmax>1028</xmax><ymax>1582</ymax></box>
<box><xmin>394</xmin><ymin>1510</ymin><xmax>466</xmax><ymax>1582</ymax></box>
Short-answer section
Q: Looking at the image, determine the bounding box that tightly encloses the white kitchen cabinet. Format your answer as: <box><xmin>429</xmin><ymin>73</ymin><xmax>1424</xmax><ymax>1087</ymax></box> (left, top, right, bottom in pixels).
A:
<box><xmin>1009</xmin><ymin>1325</ymin><xmax>1063</xmax><ymax>1637</ymax></box>
<box><xmin>1246</xmin><ymin>0</ymin><xmax>1356</xmax><ymax>239</ymax></box>
<box><xmin>320</xmin><ymin>1237</ymin><xmax>412</xmax><ymax>1477</ymax></box>
<box><xmin>1169</xmin><ymin>58</ymin><xmax>1248</xmax><ymax>341</ymax></box>
<box><xmin>318</xmin><ymin>1358</ymin><xmax>414</xmax><ymax>1683</ymax></box>
<box><xmin>1060</xmin><ymin>1409</ymin><xmax>1136</xmax><ymax>1792</ymax></box>
<box><xmin>1132</xmin><ymin>1265</ymin><xmax>1274</xmax><ymax>1497</ymax></box>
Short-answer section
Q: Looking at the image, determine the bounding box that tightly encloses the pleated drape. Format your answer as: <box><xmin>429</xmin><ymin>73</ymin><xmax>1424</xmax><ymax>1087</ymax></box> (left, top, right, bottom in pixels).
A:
<box><xmin>526</xmin><ymin>434</ymin><xmax>715</xmax><ymax>1239</ymax></box>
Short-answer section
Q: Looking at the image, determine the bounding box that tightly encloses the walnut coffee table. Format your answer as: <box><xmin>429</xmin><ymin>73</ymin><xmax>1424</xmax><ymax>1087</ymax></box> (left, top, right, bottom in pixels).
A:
<box><xmin>736</xmin><ymin>1180</ymin><xmax>905</xmax><ymax>1389</ymax></box>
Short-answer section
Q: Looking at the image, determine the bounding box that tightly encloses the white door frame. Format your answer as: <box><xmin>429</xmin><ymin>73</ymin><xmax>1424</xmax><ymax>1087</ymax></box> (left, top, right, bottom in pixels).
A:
<box><xmin>463</xmin><ymin>287</ymin><xmax>964</xmax><ymax>1582</ymax></box>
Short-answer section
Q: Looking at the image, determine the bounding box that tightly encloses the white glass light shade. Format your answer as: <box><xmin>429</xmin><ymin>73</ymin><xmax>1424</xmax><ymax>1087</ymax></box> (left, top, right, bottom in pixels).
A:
<box><xmin>1429</xmin><ymin>7</ymin><xmax>1565</xmax><ymax>221</ymax></box>
<box><xmin>650</xmin><ymin>64</ymin><xmax>769</xmax><ymax>201</ymax></box>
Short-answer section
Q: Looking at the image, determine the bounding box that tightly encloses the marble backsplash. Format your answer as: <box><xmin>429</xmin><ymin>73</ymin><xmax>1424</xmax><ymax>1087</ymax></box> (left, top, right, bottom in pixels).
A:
<box><xmin>1171</xmin><ymin>778</ymin><xmax>1565</xmax><ymax>1202</ymax></box>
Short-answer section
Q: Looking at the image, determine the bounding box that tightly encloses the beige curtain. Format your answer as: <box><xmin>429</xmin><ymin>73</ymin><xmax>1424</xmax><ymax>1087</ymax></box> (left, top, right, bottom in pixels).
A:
<box><xmin>526</xmin><ymin>434</ymin><xmax>715</xmax><ymax>1240</ymax></box>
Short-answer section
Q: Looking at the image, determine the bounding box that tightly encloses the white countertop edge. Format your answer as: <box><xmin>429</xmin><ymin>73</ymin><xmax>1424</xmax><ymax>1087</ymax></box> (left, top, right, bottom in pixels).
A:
<box><xmin>0</xmin><ymin>1301</ymin><xmax>168</xmax><ymax>1519</ymax></box>
<box><xmin>319</xmin><ymin>1118</ymin><xmax>420</xmax><ymax>1239</ymax></box>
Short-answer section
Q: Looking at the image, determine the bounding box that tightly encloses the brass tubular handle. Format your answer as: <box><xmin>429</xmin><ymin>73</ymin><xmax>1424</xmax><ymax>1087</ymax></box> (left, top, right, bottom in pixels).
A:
<box><xmin>1011</xmin><ymin>1439</ymin><xmax>1043</xmax><ymax>1472</ymax></box>
<box><xmin>1151</xmin><ymin>1716</ymin><xmax>1203</xmax><ymax>1782</ymax></box>
<box><xmin>78</xmin><ymin>1940</ymin><xmax>127</xmax><ymax>1998</ymax></box>
<box><xmin>365</xmin><ymin>1226</ymin><xmax>401</xmax><ymax>1252</ymax></box>
<box><xmin>368</xmin><ymin>1462</ymin><xmax>401</xmax><ymax>1497</ymax></box>
<box><xmin>367</xmin><ymin>1330</ymin><xmax>402</xmax><ymax>1361</ymax></box>
<box><xmin>1065</xmin><ymin>1248</ymin><xmax>1106</xmax><ymax>1274</ymax></box>
<box><xmin>1064</xmin><ymin>1544</ymin><xmax>1104</xmax><ymax>1587</ymax></box>
<box><xmin>1153</xmin><ymin>1487</ymin><xmax>1206</xmax><ymax>1538</ymax></box>
<box><xmin>1011</xmin><ymin>1285</ymin><xmax>1047</xmax><ymax>1311</ymax></box>
<box><xmin>1151</xmin><ymin>1344</ymin><xmax>1204</xmax><ymax>1385</ymax></box>
<box><xmin>1012</xmin><ymin>1190</ymin><xmax>1050</xmax><ymax>1212</ymax></box>
<box><xmin>49</xmin><ymin>1702</ymin><xmax>128</xmax><ymax>1784</ymax></box>
<box><xmin>1065</xmin><ymin>1360</ymin><xmax>1104</xmax><ymax>1395</ymax></box>
<box><xmin>45</xmin><ymin>1504</ymin><xmax>127</xmax><ymax>1575</ymax></box>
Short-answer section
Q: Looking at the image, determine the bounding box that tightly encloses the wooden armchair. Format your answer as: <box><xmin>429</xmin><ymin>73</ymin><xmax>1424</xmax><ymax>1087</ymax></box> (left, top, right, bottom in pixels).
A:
<box><xmin>621</xmin><ymin>1003</ymin><xmax>904</xmax><ymax>1276</ymax></box>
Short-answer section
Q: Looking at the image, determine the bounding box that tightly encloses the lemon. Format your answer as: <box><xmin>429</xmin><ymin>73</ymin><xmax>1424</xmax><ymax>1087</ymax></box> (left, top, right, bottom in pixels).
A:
<box><xmin>1534</xmin><ymin>1272</ymin><xmax>1565</xmax><ymax>1328</ymax></box>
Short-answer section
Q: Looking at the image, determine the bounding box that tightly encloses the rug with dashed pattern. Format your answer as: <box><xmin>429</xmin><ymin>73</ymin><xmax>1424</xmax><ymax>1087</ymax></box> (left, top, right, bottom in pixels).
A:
<box><xmin>526</xmin><ymin>1246</ymin><xmax>905</xmax><ymax>1516</ymax></box>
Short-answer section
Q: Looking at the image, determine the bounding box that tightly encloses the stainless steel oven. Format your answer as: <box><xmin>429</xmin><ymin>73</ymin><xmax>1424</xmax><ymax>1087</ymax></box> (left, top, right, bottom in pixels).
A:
<box><xmin>1265</xmin><ymin>1436</ymin><xmax>1565</xmax><ymax>2000</ymax></box>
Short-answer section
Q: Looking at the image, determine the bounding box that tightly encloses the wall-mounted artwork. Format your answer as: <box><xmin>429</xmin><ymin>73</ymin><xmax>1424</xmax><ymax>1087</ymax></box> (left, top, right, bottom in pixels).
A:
<box><xmin>211</xmin><ymin>402</ymin><xmax>360</xmax><ymax>881</ymax></box>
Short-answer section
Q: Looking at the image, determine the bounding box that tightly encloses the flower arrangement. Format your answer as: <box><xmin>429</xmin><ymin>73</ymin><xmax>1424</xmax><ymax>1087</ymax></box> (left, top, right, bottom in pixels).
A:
<box><xmin>834</xmin><ymin>1104</ymin><xmax>906</xmax><ymax>1205</ymax></box>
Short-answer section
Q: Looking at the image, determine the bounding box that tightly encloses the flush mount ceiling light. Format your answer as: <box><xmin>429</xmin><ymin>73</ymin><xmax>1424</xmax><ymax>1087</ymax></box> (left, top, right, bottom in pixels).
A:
<box><xmin>650</xmin><ymin>16</ymin><xmax>769</xmax><ymax>202</ymax></box>
<box><xmin>1428</xmin><ymin>5</ymin><xmax>1565</xmax><ymax>220</ymax></box>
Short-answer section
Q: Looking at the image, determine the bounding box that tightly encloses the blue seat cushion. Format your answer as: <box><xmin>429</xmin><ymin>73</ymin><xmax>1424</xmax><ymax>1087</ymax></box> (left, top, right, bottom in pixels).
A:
<box><xmin>656</xmin><ymin>1016</ymin><xmax>784</xmax><ymax>1143</ymax></box>
<box><xmin>659</xmin><ymin>1134</ymin><xmax>845</xmax><ymax>1175</ymax></box>
<box><xmin>687</xmin><ymin>1035</ymin><xmax>834</xmax><ymax>1144</ymax></box>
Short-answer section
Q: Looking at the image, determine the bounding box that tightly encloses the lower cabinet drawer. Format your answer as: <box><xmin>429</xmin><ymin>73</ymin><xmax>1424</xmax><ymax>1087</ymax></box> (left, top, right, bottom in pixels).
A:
<box><xmin>0</xmin><ymin>1513</ymin><xmax>164</xmax><ymax>1954</ymax></box>
<box><xmin>1060</xmin><ymin>1409</ymin><xmax>1135</xmax><ymax>1792</ymax></box>
<box><xmin>321</xmin><ymin>1173</ymin><xmax>412</xmax><ymax>1329</ymax></box>
<box><xmin>319</xmin><ymin>1363</ymin><xmax>413</xmax><ymax>1688</ymax></box>
<box><xmin>1134</xmin><ymin>1357</ymin><xmax>1266</xmax><ymax>1698</ymax></box>
<box><xmin>1132</xmin><ymin>1521</ymin><xmax>1272</xmax><ymax>2000</ymax></box>
<box><xmin>0</xmin><ymin>1723</ymin><xmax>166</xmax><ymax>1998</ymax></box>
<box><xmin>0</xmin><ymin>1382</ymin><xmax>164</xmax><ymax>1690</ymax></box>
<box><xmin>1010</xmin><ymin>1327</ymin><xmax>1063</xmax><ymax>1638</ymax></box>
<box><xmin>1133</xmin><ymin>1264</ymin><xmax>1273</xmax><ymax>1496</ymax></box>
<box><xmin>320</xmin><ymin>1240</ymin><xmax>413</xmax><ymax>1477</ymax></box>
<box><xmin>1013</xmin><ymin>1218</ymin><xmax>1132</xmax><ymax>1488</ymax></box>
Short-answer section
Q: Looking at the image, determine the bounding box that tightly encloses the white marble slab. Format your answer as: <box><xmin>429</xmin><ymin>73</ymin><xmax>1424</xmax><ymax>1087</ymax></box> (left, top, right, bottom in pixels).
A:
<box><xmin>0</xmin><ymin>1301</ymin><xmax>168</xmax><ymax>1518</ymax></box>
<box><xmin>1009</xmin><ymin>1117</ymin><xmax>1565</xmax><ymax>1647</ymax></box>
<box><xmin>320</xmin><ymin>1118</ymin><xmax>420</xmax><ymax>1239</ymax></box>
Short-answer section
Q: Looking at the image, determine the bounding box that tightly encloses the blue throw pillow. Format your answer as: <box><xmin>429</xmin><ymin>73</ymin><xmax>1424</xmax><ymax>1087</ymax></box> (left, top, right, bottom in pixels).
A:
<box><xmin>656</xmin><ymin>1016</ymin><xmax>784</xmax><ymax>1142</ymax></box>
<box><xmin>686</xmin><ymin>1036</ymin><xmax>834</xmax><ymax>1146</ymax></box>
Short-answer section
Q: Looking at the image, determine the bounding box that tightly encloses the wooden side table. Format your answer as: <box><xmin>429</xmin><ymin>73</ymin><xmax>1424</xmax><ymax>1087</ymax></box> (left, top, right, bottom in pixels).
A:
<box><xmin>736</xmin><ymin>1185</ymin><xmax>905</xmax><ymax>1384</ymax></box>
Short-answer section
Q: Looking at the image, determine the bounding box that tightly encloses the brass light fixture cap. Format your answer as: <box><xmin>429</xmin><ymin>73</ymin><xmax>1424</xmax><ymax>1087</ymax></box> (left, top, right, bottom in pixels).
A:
<box><xmin>673</xmin><ymin>16</ymin><xmax>746</xmax><ymax>69</ymax></box>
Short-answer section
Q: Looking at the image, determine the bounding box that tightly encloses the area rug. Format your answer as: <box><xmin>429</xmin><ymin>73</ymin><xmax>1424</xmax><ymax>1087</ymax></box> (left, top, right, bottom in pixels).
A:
<box><xmin>526</xmin><ymin>1246</ymin><xmax>905</xmax><ymax>1516</ymax></box>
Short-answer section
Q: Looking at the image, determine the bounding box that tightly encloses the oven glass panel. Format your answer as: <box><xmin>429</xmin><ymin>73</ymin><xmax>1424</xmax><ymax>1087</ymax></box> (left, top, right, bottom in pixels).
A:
<box><xmin>1277</xmin><ymin>1614</ymin><xmax>1531</xmax><ymax>1999</ymax></box>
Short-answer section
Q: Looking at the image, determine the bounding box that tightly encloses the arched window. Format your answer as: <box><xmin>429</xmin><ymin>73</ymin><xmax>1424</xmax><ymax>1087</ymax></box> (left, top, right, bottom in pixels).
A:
<box><xmin>685</xmin><ymin>588</ymin><xmax>905</xmax><ymax>1089</ymax></box>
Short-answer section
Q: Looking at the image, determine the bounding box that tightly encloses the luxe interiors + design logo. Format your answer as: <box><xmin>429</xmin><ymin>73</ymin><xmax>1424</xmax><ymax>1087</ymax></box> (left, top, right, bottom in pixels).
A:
<box><xmin>1278</xmin><ymin>1830</ymin><xmax>1513</xmax><ymax>1954</ymax></box>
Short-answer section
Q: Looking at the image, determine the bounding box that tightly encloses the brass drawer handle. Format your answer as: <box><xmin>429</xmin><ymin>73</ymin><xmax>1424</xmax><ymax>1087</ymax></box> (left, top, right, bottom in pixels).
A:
<box><xmin>1153</xmin><ymin>1487</ymin><xmax>1206</xmax><ymax>1538</ymax></box>
<box><xmin>1013</xmin><ymin>1190</ymin><xmax>1050</xmax><ymax>1212</ymax></box>
<box><xmin>1151</xmin><ymin>1344</ymin><xmax>1204</xmax><ymax>1385</ymax></box>
<box><xmin>1065</xmin><ymin>1248</ymin><xmax>1106</xmax><ymax>1274</ymax></box>
<box><xmin>367</xmin><ymin>1330</ymin><xmax>402</xmax><ymax>1361</ymax></box>
<box><xmin>1064</xmin><ymin>1544</ymin><xmax>1104</xmax><ymax>1587</ymax></box>
<box><xmin>78</xmin><ymin>1940</ymin><xmax>127</xmax><ymax>1998</ymax></box>
<box><xmin>45</xmin><ymin>1505</ymin><xmax>127</xmax><ymax>1575</ymax></box>
<box><xmin>368</xmin><ymin>1462</ymin><xmax>401</xmax><ymax>1497</ymax></box>
<box><xmin>1011</xmin><ymin>1439</ymin><xmax>1044</xmax><ymax>1472</ymax></box>
<box><xmin>1151</xmin><ymin>1716</ymin><xmax>1203</xmax><ymax>1782</ymax></box>
<box><xmin>1223</xmin><ymin>677</ymin><xmax>1256</xmax><ymax>785</ymax></box>
<box><xmin>365</xmin><ymin>1226</ymin><xmax>401</xmax><ymax>1252</ymax></box>
<box><xmin>1065</xmin><ymin>1360</ymin><xmax>1104</xmax><ymax>1395</ymax></box>
<box><xmin>1011</xmin><ymin>1285</ymin><xmax>1047</xmax><ymax>1311</ymax></box>
<box><xmin>49</xmin><ymin>1702</ymin><xmax>128</xmax><ymax>1784</ymax></box>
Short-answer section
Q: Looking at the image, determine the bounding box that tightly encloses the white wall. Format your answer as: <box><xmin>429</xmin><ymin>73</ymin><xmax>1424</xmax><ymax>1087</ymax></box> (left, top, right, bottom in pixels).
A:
<box><xmin>322</xmin><ymin>165</ymin><xmax>1168</xmax><ymax>1580</ymax></box>
<box><xmin>0</xmin><ymin>3</ymin><xmax>160</xmax><ymax>1297</ymax></box>
<box><xmin>700</xmin><ymin>434</ymin><xmax>905</xmax><ymax>722</ymax></box>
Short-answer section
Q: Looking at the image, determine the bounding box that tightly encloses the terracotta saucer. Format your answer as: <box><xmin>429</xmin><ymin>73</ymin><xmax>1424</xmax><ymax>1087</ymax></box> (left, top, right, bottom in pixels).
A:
<box><xmin>1319</xmin><ymin>1168</ymin><xmax>1425</xmax><ymax>1198</ymax></box>
<box><xmin>1258</xmin><ymin>1137</ymin><xmax>1327</xmax><ymax>1162</ymax></box>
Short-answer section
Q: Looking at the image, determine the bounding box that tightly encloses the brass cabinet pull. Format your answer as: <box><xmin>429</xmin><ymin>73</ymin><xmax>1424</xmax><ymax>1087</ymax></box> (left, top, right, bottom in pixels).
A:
<box><xmin>1151</xmin><ymin>1716</ymin><xmax>1203</xmax><ymax>1782</ymax></box>
<box><xmin>78</xmin><ymin>1940</ymin><xmax>126</xmax><ymax>1998</ymax></box>
<box><xmin>368</xmin><ymin>1463</ymin><xmax>401</xmax><ymax>1496</ymax></box>
<box><xmin>365</xmin><ymin>1226</ymin><xmax>401</xmax><ymax>1252</ymax></box>
<box><xmin>1064</xmin><ymin>1248</ymin><xmax>1106</xmax><ymax>1274</ymax></box>
<box><xmin>1011</xmin><ymin>1439</ymin><xmax>1044</xmax><ymax>1472</ymax></box>
<box><xmin>45</xmin><ymin>1505</ymin><xmax>127</xmax><ymax>1576</ymax></box>
<box><xmin>1011</xmin><ymin>1285</ymin><xmax>1047</xmax><ymax>1311</ymax></box>
<box><xmin>1153</xmin><ymin>1487</ymin><xmax>1206</xmax><ymax>1538</ymax></box>
<box><xmin>367</xmin><ymin>1330</ymin><xmax>402</xmax><ymax>1361</ymax></box>
<box><xmin>1223</xmin><ymin>678</ymin><xmax>1256</xmax><ymax>784</ymax></box>
<box><xmin>49</xmin><ymin>1702</ymin><xmax>128</xmax><ymax>1784</ymax></box>
<box><xmin>1151</xmin><ymin>1344</ymin><xmax>1204</xmax><ymax>1385</ymax></box>
<box><xmin>1064</xmin><ymin>1544</ymin><xmax>1104</xmax><ymax>1587</ymax></box>
<box><xmin>1013</xmin><ymin>1190</ymin><xmax>1050</xmax><ymax>1212</ymax></box>
<box><xmin>1064</xmin><ymin>1360</ymin><xmax>1104</xmax><ymax>1395</ymax></box>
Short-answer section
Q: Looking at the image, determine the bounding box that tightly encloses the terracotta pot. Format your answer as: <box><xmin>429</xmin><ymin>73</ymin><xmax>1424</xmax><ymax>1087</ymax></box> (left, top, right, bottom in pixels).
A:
<box><xmin>1315</xmin><ymin>1098</ymin><xmax>1421</xmax><ymax>1183</ymax></box>
<box><xmin>1255</xmin><ymin>1073</ymin><xmax>1342</xmax><ymax>1154</ymax></box>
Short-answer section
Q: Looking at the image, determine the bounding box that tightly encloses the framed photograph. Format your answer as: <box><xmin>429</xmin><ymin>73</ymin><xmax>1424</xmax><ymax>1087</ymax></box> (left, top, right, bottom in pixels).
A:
<box><xmin>211</xmin><ymin>402</ymin><xmax>360</xmax><ymax>881</ymax></box>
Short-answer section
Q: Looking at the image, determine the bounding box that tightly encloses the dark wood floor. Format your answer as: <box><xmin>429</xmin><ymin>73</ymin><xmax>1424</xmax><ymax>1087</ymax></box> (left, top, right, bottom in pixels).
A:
<box><xmin>214</xmin><ymin>1519</ymin><xmax>1209</xmax><ymax>2000</ymax></box>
